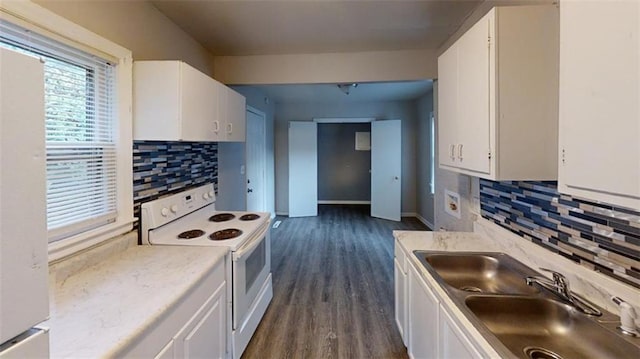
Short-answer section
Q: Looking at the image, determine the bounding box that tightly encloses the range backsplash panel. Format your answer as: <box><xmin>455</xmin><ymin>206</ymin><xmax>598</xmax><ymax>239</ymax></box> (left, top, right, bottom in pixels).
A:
<box><xmin>480</xmin><ymin>180</ymin><xmax>640</xmax><ymax>289</ymax></box>
<box><xmin>132</xmin><ymin>141</ymin><xmax>218</xmax><ymax>223</ymax></box>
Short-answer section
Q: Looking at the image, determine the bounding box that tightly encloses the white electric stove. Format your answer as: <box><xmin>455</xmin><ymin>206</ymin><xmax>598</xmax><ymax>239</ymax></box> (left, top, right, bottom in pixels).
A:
<box><xmin>140</xmin><ymin>183</ymin><xmax>272</xmax><ymax>359</ymax></box>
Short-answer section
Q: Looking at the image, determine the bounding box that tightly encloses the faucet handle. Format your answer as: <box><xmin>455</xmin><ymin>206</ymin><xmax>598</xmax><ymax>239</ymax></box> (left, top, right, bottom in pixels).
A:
<box><xmin>539</xmin><ymin>267</ymin><xmax>566</xmax><ymax>282</ymax></box>
<box><xmin>612</xmin><ymin>296</ymin><xmax>639</xmax><ymax>337</ymax></box>
<box><xmin>539</xmin><ymin>268</ymin><xmax>571</xmax><ymax>295</ymax></box>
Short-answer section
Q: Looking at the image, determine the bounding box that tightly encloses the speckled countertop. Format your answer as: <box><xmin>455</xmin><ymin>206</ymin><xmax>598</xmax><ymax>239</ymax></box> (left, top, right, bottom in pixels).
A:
<box><xmin>45</xmin><ymin>243</ymin><xmax>228</xmax><ymax>358</ymax></box>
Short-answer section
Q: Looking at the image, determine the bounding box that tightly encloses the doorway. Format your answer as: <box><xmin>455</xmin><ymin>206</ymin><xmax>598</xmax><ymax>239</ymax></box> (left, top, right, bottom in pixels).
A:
<box><xmin>288</xmin><ymin>119</ymin><xmax>401</xmax><ymax>221</ymax></box>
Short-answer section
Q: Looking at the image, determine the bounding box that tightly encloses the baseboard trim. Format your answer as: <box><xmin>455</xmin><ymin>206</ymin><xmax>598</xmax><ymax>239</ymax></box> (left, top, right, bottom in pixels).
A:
<box><xmin>401</xmin><ymin>212</ymin><xmax>416</xmax><ymax>217</ymax></box>
<box><xmin>317</xmin><ymin>200</ymin><xmax>371</xmax><ymax>205</ymax></box>
<box><xmin>275</xmin><ymin>211</ymin><xmax>288</xmax><ymax>217</ymax></box>
<box><xmin>415</xmin><ymin>213</ymin><xmax>434</xmax><ymax>230</ymax></box>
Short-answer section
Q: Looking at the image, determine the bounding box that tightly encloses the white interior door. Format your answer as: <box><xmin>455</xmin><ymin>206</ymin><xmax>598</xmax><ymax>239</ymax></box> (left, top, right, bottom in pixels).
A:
<box><xmin>246</xmin><ymin>107</ymin><xmax>266</xmax><ymax>212</ymax></box>
<box><xmin>288</xmin><ymin>122</ymin><xmax>318</xmax><ymax>217</ymax></box>
<box><xmin>371</xmin><ymin>120</ymin><xmax>401</xmax><ymax>221</ymax></box>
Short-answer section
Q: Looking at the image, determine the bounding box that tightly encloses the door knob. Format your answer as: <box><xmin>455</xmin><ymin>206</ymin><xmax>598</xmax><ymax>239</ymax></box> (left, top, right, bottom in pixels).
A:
<box><xmin>394</xmin><ymin>176</ymin><xmax>399</xmax><ymax>180</ymax></box>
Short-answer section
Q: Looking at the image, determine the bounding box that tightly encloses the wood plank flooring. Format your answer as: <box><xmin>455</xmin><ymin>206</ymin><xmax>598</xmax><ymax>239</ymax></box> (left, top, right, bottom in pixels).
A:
<box><xmin>242</xmin><ymin>204</ymin><xmax>429</xmax><ymax>359</ymax></box>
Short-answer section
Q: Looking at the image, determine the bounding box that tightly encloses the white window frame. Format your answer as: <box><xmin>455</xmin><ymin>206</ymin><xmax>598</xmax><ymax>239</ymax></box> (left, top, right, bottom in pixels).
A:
<box><xmin>1</xmin><ymin>1</ymin><xmax>134</xmax><ymax>261</ymax></box>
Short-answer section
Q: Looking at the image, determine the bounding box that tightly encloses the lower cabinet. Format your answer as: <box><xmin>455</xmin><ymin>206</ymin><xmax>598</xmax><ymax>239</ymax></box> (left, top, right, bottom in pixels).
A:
<box><xmin>439</xmin><ymin>306</ymin><xmax>482</xmax><ymax>359</ymax></box>
<box><xmin>397</xmin><ymin>239</ymin><xmax>484</xmax><ymax>359</ymax></box>
<box><xmin>174</xmin><ymin>282</ymin><xmax>226</xmax><ymax>358</ymax></box>
<box><xmin>407</xmin><ymin>263</ymin><xmax>439</xmax><ymax>359</ymax></box>
<box><xmin>133</xmin><ymin>259</ymin><xmax>228</xmax><ymax>359</ymax></box>
<box><xmin>394</xmin><ymin>242</ymin><xmax>408</xmax><ymax>345</ymax></box>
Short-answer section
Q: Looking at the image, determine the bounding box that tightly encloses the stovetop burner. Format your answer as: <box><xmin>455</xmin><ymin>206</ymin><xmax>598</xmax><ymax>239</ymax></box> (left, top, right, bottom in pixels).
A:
<box><xmin>209</xmin><ymin>213</ymin><xmax>236</xmax><ymax>222</ymax></box>
<box><xmin>209</xmin><ymin>228</ymin><xmax>243</xmax><ymax>241</ymax></box>
<box><xmin>239</xmin><ymin>213</ymin><xmax>261</xmax><ymax>221</ymax></box>
<box><xmin>177</xmin><ymin>229</ymin><xmax>206</xmax><ymax>239</ymax></box>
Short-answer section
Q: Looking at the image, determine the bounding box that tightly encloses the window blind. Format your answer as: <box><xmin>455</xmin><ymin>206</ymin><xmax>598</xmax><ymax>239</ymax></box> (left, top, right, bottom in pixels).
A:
<box><xmin>1</xmin><ymin>20</ymin><xmax>118</xmax><ymax>242</ymax></box>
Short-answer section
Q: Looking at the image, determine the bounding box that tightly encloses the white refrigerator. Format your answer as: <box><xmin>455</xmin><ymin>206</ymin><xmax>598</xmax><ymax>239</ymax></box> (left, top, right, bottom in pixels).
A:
<box><xmin>0</xmin><ymin>47</ymin><xmax>50</xmax><ymax>357</ymax></box>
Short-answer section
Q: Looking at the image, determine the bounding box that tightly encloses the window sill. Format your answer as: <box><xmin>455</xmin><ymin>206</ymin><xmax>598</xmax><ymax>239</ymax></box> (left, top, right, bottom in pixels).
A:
<box><xmin>48</xmin><ymin>218</ymin><xmax>136</xmax><ymax>263</ymax></box>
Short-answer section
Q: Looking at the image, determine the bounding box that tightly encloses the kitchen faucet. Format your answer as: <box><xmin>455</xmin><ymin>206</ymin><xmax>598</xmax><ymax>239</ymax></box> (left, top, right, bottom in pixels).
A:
<box><xmin>525</xmin><ymin>268</ymin><xmax>602</xmax><ymax>316</ymax></box>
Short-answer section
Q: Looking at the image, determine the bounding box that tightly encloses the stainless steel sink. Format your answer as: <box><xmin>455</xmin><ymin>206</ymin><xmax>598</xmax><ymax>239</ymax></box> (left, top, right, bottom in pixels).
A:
<box><xmin>465</xmin><ymin>295</ymin><xmax>640</xmax><ymax>359</ymax></box>
<box><xmin>414</xmin><ymin>251</ymin><xmax>539</xmax><ymax>295</ymax></box>
<box><xmin>412</xmin><ymin>250</ymin><xmax>640</xmax><ymax>358</ymax></box>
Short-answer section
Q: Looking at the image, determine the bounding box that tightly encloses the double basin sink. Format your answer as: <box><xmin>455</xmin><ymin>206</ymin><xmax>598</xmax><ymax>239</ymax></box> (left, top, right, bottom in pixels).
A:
<box><xmin>414</xmin><ymin>251</ymin><xmax>640</xmax><ymax>359</ymax></box>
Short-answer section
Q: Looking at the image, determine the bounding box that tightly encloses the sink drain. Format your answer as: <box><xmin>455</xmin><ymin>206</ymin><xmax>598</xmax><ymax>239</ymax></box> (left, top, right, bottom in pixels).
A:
<box><xmin>523</xmin><ymin>346</ymin><xmax>564</xmax><ymax>359</ymax></box>
<box><xmin>460</xmin><ymin>286</ymin><xmax>483</xmax><ymax>293</ymax></box>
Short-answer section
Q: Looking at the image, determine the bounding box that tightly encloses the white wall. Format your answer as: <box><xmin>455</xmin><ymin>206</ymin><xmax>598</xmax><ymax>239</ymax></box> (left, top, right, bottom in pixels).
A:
<box><xmin>415</xmin><ymin>90</ymin><xmax>435</xmax><ymax>228</ymax></box>
<box><xmin>217</xmin><ymin>86</ymin><xmax>276</xmax><ymax>215</ymax></box>
<box><xmin>214</xmin><ymin>49</ymin><xmax>437</xmax><ymax>85</ymax></box>
<box><xmin>35</xmin><ymin>0</ymin><xmax>215</xmax><ymax>75</ymax></box>
<box><xmin>216</xmin><ymin>142</ymin><xmax>246</xmax><ymax>211</ymax></box>
<box><xmin>275</xmin><ymin>100</ymin><xmax>418</xmax><ymax>216</ymax></box>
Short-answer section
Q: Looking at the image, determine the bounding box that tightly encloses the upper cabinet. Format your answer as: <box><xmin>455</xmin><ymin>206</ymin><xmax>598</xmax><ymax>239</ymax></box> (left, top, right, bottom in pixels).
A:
<box><xmin>220</xmin><ymin>85</ymin><xmax>246</xmax><ymax>142</ymax></box>
<box><xmin>438</xmin><ymin>6</ymin><xmax>559</xmax><ymax>180</ymax></box>
<box><xmin>558</xmin><ymin>1</ymin><xmax>640</xmax><ymax>210</ymax></box>
<box><xmin>133</xmin><ymin>61</ymin><xmax>246</xmax><ymax>142</ymax></box>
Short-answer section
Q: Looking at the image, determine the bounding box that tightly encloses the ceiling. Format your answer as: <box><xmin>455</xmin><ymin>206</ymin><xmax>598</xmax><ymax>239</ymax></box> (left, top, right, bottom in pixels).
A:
<box><xmin>151</xmin><ymin>1</ymin><xmax>471</xmax><ymax>103</ymax></box>
<box><xmin>151</xmin><ymin>0</ymin><xmax>483</xmax><ymax>56</ymax></box>
<box><xmin>237</xmin><ymin>80</ymin><xmax>433</xmax><ymax>104</ymax></box>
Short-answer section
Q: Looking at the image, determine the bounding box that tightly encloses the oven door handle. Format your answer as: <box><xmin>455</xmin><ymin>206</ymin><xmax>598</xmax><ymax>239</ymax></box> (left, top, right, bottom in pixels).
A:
<box><xmin>233</xmin><ymin>224</ymin><xmax>268</xmax><ymax>261</ymax></box>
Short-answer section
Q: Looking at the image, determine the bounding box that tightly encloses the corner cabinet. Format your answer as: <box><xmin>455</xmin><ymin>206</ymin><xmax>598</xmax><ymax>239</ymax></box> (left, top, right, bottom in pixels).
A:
<box><xmin>438</xmin><ymin>6</ymin><xmax>559</xmax><ymax>180</ymax></box>
<box><xmin>133</xmin><ymin>61</ymin><xmax>246</xmax><ymax>142</ymax></box>
<box><xmin>558</xmin><ymin>1</ymin><xmax>640</xmax><ymax>210</ymax></box>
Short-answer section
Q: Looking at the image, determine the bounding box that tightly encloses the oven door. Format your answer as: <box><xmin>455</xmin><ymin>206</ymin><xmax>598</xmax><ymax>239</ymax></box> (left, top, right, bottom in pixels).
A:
<box><xmin>232</xmin><ymin>223</ymin><xmax>271</xmax><ymax>330</ymax></box>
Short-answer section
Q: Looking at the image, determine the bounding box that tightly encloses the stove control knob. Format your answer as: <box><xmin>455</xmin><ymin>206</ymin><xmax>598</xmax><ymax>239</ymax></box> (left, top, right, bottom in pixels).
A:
<box><xmin>170</xmin><ymin>204</ymin><xmax>178</xmax><ymax>213</ymax></box>
<box><xmin>208</xmin><ymin>191</ymin><xmax>214</xmax><ymax>198</ymax></box>
<box><xmin>161</xmin><ymin>208</ymin><xmax>169</xmax><ymax>217</ymax></box>
<box><xmin>203</xmin><ymin>192</ymin><xmax>210</xmax><ymax>200</ymax></box>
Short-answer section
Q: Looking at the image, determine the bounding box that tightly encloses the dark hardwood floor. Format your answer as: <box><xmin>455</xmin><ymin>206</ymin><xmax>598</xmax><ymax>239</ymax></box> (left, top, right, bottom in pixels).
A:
<box><xmin>242</xmin><ymin>204</ymin><xmax>429</xmax><ymax>359</ymax></box>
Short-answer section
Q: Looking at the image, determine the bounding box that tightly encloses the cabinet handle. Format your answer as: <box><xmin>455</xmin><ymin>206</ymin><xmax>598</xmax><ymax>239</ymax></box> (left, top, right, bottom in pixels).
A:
<box><xmin>213</xmin><ymin>121</ymin><xmax>219</xmax><ymax>133</ymax></box>
<box><xmin>457</xmin><ymin>144</ymin><xmax>463</xmax><ymax>161</ymax></box>
<box><xmin>227</xmin><ymin>123</ymin><xmax>233</xmax><ymax>134</ymax></box>
<box><xmin>450</xmin><ymin>144</ymin><xmax>456</xmax><ymax>160</ymax></box>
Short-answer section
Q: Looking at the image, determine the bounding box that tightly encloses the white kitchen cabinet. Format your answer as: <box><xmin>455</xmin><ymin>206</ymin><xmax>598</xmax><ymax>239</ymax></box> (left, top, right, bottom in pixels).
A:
<box><xmin>122</xmin><ymin>258</ymin><xmax>228</xmax><ymax>359</ymax></box>
<box><xmin>558</xmin><ymin>1</ymin><xmax>640</xmax><ymax>210</ymax></box>
<box><xmin>134</xmin><ymin>61</ymin><xmax>246</xmax><ymax>142</ymax></box>
<box><xmin>397</xmin><ymin>238</ymin><xmax>486</xmax><ymax>359</ymax></box>
<box><xmin>220</xmin><ymin>85</ymin><xmax>247</xmax><ymax>142</ymax></box>
<box><xmin>176</xmin><ymin>282</ymin><xmax>227</xmax><ymax>359</ymax></box>
<box><xmin>394</xmin><ymin>242</ymin><xmax>408</xmax><ymax>345</ymax></box>
<box><xmin>437</xmin><ymin>5</ymin><xmax>559</xmax><ymax>180</ymax></box>
<box><xmin>154</xmin><ymin>341</ymin><xmax>175</xmax><ymax>359</ymax></box>
<box><xmin>407</xmin><ymin>259</ymin><xmax>439</xmax><ymax>359</ymax></box>
<box><xmin>439</xmin><ymin>307</ymin><xmax>482</xmax><ymax>359</ymax></box>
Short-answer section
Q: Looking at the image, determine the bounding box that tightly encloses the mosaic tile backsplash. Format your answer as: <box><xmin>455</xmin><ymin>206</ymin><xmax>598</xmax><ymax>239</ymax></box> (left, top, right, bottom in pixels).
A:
<box><xmin>480</xmin><ymin>180</ymin><xmax>640</xmax><ymax>289</ymax></box>
<box><xmin>132</xmin><ymin>141</ymin><xmax>218</xmax><ymax>221</ymax></box>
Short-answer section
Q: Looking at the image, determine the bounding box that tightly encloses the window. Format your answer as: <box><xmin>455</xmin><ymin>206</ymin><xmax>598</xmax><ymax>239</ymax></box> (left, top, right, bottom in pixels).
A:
<box><xmin>0</xmin><ymin>2</ymin><xmax>134</xmax><ymax>259</ymax></box>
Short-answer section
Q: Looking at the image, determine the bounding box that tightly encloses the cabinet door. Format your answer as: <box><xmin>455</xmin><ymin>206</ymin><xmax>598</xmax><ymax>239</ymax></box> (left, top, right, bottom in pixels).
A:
<box><xmin>154</xmin><ymin>340</ymin><xmax>175</xmax><ymax>359</ymax></box>
<box><xmin>394</xmin><ymin>257</ymin><xmax>407</xmax><ymax>345</ymax></box>
<box><xmin>183</xmin><ymin>295</ymin><xmax>226</xmax><ymax>359</ymax></box>
<box><xmin>558</xmin><ymin>1</ymin><xmax>640</xmax><ymax>209</ymax></box>
<box><xmin>456</xmin><ymin>11</ymin><xmax>492</xmax><ymax>175</ymax></box>
<box><xmin>224</xmin><ymin>88</ymin><xmax>246</xmax><ymax>142</ymax></box>
<box><xmin>439</xmin><ymin>307</ymin><xmax>481</xmax><ymax>359</ymax></box>
<box><xmin>181</xmin><ymin>64</ymin><xmax>220</xmax><ymax>141</ymax></box>
<box><xmin>407</xmin><ymin>264</ymin><xmax>439</xmax><ymax>359</ymax></box>
<box><xmin>175</xmin><ymin>282</ymin><xmax>227</xmax><ymax>359</ymax></box>
<box><xmin>437</xmin><ymin>44</ymin><xmax>459</xmax><ymax>169</ymax></box>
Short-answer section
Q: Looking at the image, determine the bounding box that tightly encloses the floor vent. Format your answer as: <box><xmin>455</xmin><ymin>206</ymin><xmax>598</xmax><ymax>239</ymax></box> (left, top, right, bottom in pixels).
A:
<box><xmin>272</xmin><ymin>220</ymin><xmax>281</xmax><ymax>229</ymax></box>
